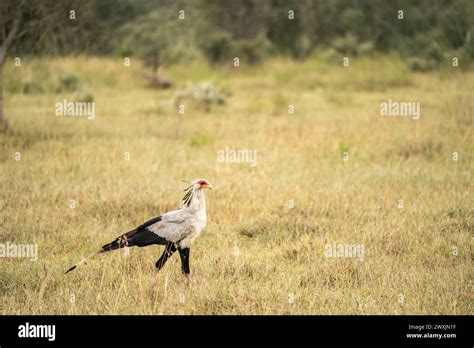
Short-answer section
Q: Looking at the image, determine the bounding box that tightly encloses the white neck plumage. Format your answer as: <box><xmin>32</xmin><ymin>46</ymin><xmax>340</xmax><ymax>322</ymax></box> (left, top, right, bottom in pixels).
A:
<box><xmin>180</xmin><ymin>187</ymin><xmax>206</xmax><ymax>213</ymax></box>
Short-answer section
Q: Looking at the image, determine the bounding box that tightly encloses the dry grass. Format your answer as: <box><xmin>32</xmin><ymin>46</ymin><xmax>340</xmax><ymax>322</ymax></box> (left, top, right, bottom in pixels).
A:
<box><xmin>0</xmin><ymin>55</ymin><xmax>473</xmax><ymax>314</ymax></box>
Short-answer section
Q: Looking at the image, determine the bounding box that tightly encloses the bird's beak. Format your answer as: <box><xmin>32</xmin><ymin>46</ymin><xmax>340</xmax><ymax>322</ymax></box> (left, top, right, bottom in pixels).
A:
<box><xmin>208</xmin><ymin>184</ymin><xmax>213</xmax><ymax>190</ymax></box>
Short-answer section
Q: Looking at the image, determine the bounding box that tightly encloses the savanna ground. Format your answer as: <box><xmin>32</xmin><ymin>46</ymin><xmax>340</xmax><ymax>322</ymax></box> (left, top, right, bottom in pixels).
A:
<box><xmin>0</xmin><ymin>54</ymin><xmax>472</xmax><ymax>314</ymax></box>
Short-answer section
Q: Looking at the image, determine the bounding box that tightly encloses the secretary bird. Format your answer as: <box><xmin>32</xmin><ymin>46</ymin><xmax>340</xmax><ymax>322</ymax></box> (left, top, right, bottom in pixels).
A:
<box><xmin>65</xmin><ymin>179</ymin><xmax>212</xmax><ymax>279</ymax></box>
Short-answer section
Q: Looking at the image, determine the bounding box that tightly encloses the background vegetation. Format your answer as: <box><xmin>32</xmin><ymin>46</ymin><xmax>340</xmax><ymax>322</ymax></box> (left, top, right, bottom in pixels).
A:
<box><xmin>4</xmin><ymin>0</ymin><xmax>474</xmax><ymax>67</ymax></box>
<box><xmin>0</xmin><ymin>0</ymin><xmax>472</xmax><ymax>314</ymax></box>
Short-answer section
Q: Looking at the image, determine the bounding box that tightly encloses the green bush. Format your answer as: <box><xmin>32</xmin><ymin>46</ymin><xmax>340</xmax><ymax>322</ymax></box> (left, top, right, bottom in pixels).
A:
<box><xmin>292</xmin><ymin>35</ymin><xmax>313</xmax><ymax>59</ymax></box>
<box><xmin>74</xmin><ymin>89</ymin><xmax>95</xmax><ymax>103</ymax></box>
<box><xmin>408</xmin><ymin>57</ymin><xmax>437</xmax><ymax>72</ymax></box>
<box><xmin>332</xmin><ymin>34</ymin><xmax>374</xmax><ymax>57</ymax></box>
<box><xmin>236</xmin><ymin>32</ymin><xmax>273</xmax><ymax>65</ymax></box>
<box><xmin>358</xmin><ymin>41</ymin><xmax>375</xmax><ymax>56</ymax></box>
<box><xmin>173</xmin><ymin>81</ymin><xmax>227</xmax><ymax>112</ymax></box>
<box><xmin>55</xmin><ymin>72</ymin><xmax>82</xmax><ymax>93</ymax></box>
<box><xmin>427</xmin><ymin>42</ymin><xmax>444</xmax><ymax>64</ymax></box>
<box><xmin>332</xmin><ymin>34</ymin><xmax>359</xmax><ymax>56</ymax></box>
<box><xmin>320</xmin><ymin>48</ymin><xmax>339</xmax><ymax>62</ymax></box>
<box><xmin>201</xmin><ymin>31</ymin><xmax>234</xmax><ymax>64</ymax></box>
<box><xmin>21</xmin><ymin>78</ymin><xmax>44</xmax><ymax>94</ymax></box>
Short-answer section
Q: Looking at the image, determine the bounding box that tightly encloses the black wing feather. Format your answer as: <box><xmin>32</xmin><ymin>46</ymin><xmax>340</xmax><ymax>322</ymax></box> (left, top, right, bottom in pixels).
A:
<box><xmin>100</xmin><ymin>215</ymin><xmax>167</xmax><ymax>252</ymax></box>
<box><xmin>136</xmin><ymin>215</ymin><xmax>164</xmax><ymax>230</ymax></box>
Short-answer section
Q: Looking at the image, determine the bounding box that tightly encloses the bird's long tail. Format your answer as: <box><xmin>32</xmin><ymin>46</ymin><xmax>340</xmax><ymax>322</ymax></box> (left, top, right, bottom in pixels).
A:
<box><xmin>64</xmin><ymin>252</ymin><xmax>101</xmax><ymax>274</ymax></box>
<box><xmin>65</xmin><ymin>229</ymin><xmax>137</xmax><ymax>274</ymax></box>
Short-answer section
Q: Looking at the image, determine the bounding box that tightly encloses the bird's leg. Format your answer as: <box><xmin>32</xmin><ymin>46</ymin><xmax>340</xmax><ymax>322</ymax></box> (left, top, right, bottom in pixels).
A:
<box><xmin>155</xmin><ymin>242</ymin><xmax>177</xmax><ymax>271</ymax></box>
<box><xmin>178</xmin><ymin>247</ymin><xmax>191</xmax><ymax>280</ymax></box>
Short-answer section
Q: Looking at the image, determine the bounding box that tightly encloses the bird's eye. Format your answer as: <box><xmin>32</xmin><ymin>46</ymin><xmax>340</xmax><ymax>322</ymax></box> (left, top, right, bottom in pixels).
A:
<box><xmin>199</xmin><ymin>181</ymin><xmax>207</xmax><ymax>186</ymax></box>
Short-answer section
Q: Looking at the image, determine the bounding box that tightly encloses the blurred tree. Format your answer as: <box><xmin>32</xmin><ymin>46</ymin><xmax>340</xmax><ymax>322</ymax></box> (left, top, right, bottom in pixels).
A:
<box><xmin>0</xmin><ymin>0</ymin><xmax>26</xmax><ymax>126</ymax></box>
<box><xmin>118</xmin><ymin>4</ymin><xmax>199</xmax><ymax>88</ymax></box>
<box><xmin>0</xmin><ymin>0</ymin><xmax>95</xmax><ymax>125</ymax></box>
<box><xmin>202</xmin><ymin>0</ymin><xmax>271</xmax><ymax>40</ymax></box>
<box><xmin>0</xmin><ymin>0</ymin><xmax>472</xmax><ymax>117</ymax></box>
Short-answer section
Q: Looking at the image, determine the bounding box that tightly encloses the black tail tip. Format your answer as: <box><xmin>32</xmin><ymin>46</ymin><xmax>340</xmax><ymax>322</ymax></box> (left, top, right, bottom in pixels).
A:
<box><xmin>65</xmin><ymin>265</ymin><xmax>76</xmax><ymax>274</ymax></box>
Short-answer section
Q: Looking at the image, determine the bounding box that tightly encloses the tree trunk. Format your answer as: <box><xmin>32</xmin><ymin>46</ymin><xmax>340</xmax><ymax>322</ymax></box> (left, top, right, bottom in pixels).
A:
<box><xmin>0</xmin><ymin>65</ymin><xmax>5</xmax><ymax>127</ymax></box>
<box><xmin>153</xmin><ymin>62</ymin><xmax>161</xmax><ymax>83</ymax></box>
<box><xmin>0</xmin><ymin>16</ymin><xmax>21</xmax><ymax>127</ymax></box>
<box><xmin>0</xmin><ymin>44</ymin><xmax>6</xmax><ymax>126</ymax></box>
<box><xmin>153</xmin><ymin>63</ymin><xmax>172</xmax><ymax>89</ymax></box>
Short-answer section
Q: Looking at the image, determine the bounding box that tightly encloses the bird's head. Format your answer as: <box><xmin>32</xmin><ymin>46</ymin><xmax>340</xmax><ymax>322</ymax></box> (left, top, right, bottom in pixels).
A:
<box><xmin>180</xmin><ymin>179</ymin><xmax>212</xmax><ymax>208</ymax></box>
<box><xmin>191</xmin><ymin>179</ymin><xmax>213</xmax><ymax>190</ymax></box>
